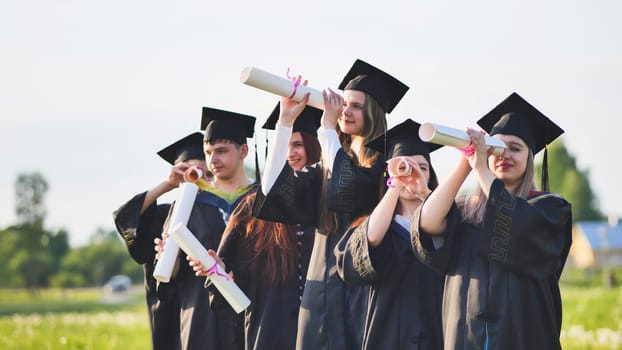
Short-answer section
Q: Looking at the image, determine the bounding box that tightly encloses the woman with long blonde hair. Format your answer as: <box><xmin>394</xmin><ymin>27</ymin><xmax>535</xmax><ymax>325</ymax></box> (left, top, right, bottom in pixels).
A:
<box><xmin>253</xmin><ymin>59</ymin><xmax>409</xmax><ymax>350</ymax></box>
<box><xmin>411</xmin><ymin>92</ymin><xmax>572</xmax><ymax>350</ymax></box>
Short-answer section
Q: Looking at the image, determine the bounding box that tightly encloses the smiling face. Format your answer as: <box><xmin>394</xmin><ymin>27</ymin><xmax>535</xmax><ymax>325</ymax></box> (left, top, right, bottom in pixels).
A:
<box><xmin>338</xmin><ymin>90</ymin><xmax>366</xmax><ymax>136</ymax></box>
<box><xmin>287</xmin><ymin>131</ymin><xmax>308</xmax><ymax>171</ymax></box>
<box><xmin>488</xmin><ymin>134</ymin><xmax>529</xmax><ymax>189</ymax></box>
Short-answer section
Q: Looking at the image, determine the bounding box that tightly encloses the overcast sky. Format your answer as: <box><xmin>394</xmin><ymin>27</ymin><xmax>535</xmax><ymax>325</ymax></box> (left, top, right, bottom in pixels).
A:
<box><xmin>1</xmin><ymin>0</ymin><xmax>620</xmax><ymax>246</ymax></box>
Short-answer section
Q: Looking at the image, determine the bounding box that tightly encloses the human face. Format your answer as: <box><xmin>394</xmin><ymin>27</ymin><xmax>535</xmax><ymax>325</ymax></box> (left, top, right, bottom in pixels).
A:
<box><xmin>204</xmin><ymin>141</ymin><xmax>245</xmax><ymax>180</ymax></box>
<box><xmin>488</xmin><ymin>134</ymin><xmax>529</xmax><ymax>189</ymax></box>
<box><xmin>338</xmin><ymin>90</ymin><xmax>366</xmax><ymax>136</ymax></box>
<box><xmin>399</xmin><ymin>155</ymin><xmax>430</xmax><ymax>201</ymax></box>
<box><xmin>287</xmin><ymin>131</ymin><xmax>308</xmax><ymax>171</ymax></box>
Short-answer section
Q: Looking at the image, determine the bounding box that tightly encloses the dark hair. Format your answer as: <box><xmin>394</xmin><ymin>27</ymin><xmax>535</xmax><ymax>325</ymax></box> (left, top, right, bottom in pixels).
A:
<box><xmin>204</xmin><ymin>139</ymin><xmax>243</xmax><ymax>148</ymax></box>
<box><xmin>220</xmin><ymin>132</ymin><xmax>320</xmax><ymax>284</ymax></box>
<box><xmin>222</xmin><ymin>191</ymin><xmax>298</xmax><ymax>284</ymax></box>
<box><xmin>300</xmin><ymin>131</ymin><xmax>321</xmax><ymax>165</ymax></box>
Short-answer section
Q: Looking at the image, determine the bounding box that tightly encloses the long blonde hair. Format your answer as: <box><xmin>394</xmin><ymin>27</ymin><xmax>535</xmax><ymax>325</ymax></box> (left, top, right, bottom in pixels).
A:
<box><xmin>318</xmin><ymin>91</ymin><xmax>387</xmax><ymax>234</ymax></box>
<box><xmin>337</xmin><ymin>92</ymin><xmax>386</xmax><ymax>167</ymax></box>
<box><xmin>458</xmin><ymin>150</ymin><xmax>536</xmax><ymax>225</ymax></box>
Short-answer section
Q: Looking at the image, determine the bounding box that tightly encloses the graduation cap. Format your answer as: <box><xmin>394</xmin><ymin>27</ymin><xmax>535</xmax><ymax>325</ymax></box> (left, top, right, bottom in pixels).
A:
<box><xmin>477</xmin><ymin>92</ymin><xmax>564</xmax><ymax>191</ymax></box>
<box><xmin>200</xmin><ymin>107</ymin><xmax>256</xmax><ymax>144</ymax></box>
<box><xmin>157</xmin><ymin>132</ymin><xmax>205</xmax><ymax>165</ymax></box>
<box><xmin>366</xmin><ymin>119</ymin><xmax>443</xmax><ymax>158</ymax></box>
<box><xmin>262</xmin><ymin>102</ymin><xmax>323</xmax><ymax>136</ymax></box>
<box><xmin>338</xmin><ymin>59</ymin><xmax>409</xmax><ymax>114</ymax></box>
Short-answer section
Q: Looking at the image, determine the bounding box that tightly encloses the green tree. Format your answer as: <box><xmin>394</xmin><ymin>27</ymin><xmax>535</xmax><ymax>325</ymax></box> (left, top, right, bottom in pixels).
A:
<box><xmin>537</xmin><ymin>139</ymin><xmax>604</xmax><ymax>222</ymax></box>
<box><xmin>3</xmin><ymin>172</ymin><xmax>71</xmax><ymax>290</ymax></box>
<box><xmin>56</xmin><ymin>228</ymin><xmax>140</xmax><ymax>287</ymax></box>
<box><xmin>15</xmin><ymin>172</ymin><xmax>48</xmax><ymax>227</ymax></box>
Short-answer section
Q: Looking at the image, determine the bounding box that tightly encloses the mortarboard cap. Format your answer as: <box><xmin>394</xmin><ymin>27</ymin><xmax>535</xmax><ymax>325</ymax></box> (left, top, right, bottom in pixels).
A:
<box><xmin>338</xmin><ymin>59</ymin><xmax>409</xmax><ymax>114</ymax></box>
<box><xmin>477</xmin><ymin>92</ymin><xmax>563</xmax><ymax>155</ymax></box>
<box><xmin>366</xmin><ymin>119</ymin><xmax>443</xmax><ymax>158</ymax></box>
<box><xmin>477</xmin><ymin>92</ymin><xmax>564</xmax><ymax>192</ymax></box>
<box><xmin>200</xmin><ymin>107</ymin><xmax>256</xmax><ymax>144</ymax></box>
<box><xmin>157</xmin><ymin>132</ymin><xmax>205</xmax><ymax>165</ymax></box>
<box><xmin>262</xmin><ymin>102</ymin><xmax>322</xmax><ymax>136</ymax></box>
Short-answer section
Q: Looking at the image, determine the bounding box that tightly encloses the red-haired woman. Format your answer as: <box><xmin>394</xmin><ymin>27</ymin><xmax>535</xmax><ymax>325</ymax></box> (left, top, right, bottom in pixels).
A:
<box><xmin>190</xmin><ymin>104</ymin><xmax>322</xmax><ymax>350</ymax></box>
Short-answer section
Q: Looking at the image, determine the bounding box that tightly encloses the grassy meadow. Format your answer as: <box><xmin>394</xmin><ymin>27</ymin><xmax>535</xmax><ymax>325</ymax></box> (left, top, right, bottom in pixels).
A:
<box><xmin>0</xmin><ymin>268</ymin><xmax>621</xmax><ymax>349</ymax></box>
<box><xmin>0</xmin><ymin>287</ymin><xmax>150</xmax><ymax>349</ymax></box>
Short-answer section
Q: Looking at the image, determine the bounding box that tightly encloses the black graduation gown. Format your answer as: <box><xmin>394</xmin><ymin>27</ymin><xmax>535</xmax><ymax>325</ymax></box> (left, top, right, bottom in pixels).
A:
<box><xmin>410</xmin><ymin>179</ymin><xmax>572</xmax><ymax>350</ymax></box>
<box><xmin>113</xmin><ymin>191</ymin><xmax>181</xmax><ymax>350</ymax></box>
<box><xmin>165</xmin><ymin>187</ymin><xmax>254</xmax><ymax>350</ymax></box>
<box><xmin>253</xmin><ymin>150</ymin><xmax>385</xmax><ymax>350</ymax></box>
<box><xmin>335</xmin><ymin>217</ymin><xmax>444</xmax><ymax>350</ymax></box>
<box><xmin>211</xmin><ymin>204</ymin><xmax>315</xmax><ymax>350</ymax></box>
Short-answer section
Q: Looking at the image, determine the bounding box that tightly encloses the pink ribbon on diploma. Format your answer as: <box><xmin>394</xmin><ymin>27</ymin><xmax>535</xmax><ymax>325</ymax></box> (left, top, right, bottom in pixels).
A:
<box><xmin>458</xmin><ymin>144</ymin><xmax>475</xmax><ymax>156</ymax></box>
<box><xmin>206</xmin><ymin>261</ymin><xmax>230</xmax><ymax>281</ymax></box>
<box><xmin>386</xmin><ymin>176</ymin><xmax>397</xmax><ymax>188</ymax></box>
<box><xmin>285</xmin><ymin>67</ymin><xmax>302</xmax><ymax>99</ymax></box>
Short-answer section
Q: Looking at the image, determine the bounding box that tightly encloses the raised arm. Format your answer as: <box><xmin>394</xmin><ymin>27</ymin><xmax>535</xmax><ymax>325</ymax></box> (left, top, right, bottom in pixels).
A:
<box><xmin>141</xmin><ymin>162</ymin><xmax>191</xmax><ymax>213</ymax></box>
<box><xmin>419</xmin><ymin>153</ymin><xmax>470</xmax><ymax>235</ymax></box>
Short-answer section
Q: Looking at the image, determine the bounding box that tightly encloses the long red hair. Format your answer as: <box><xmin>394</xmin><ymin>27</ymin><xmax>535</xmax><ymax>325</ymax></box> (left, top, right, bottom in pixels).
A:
<box><xmin>221</xmin><ymin>131</ymin><xmax>320</xmax><ymax>284</ymax></box>
<box><xmin>223</xmin><ymin>191</ymin><xmax>298</xmax><ymax>284</ymax></box>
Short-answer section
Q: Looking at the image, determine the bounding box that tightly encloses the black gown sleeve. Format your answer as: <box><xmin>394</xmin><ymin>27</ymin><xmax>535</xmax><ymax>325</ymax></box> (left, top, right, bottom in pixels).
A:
<box><xmin>112</xmin><ymin>191</ymin><xmax>171</xmax><ymax>264</ymax></box>
<box><xmin>479</xmin><ymin>179</ymin><xmax>572</xmax><ymax>280</ymax></box>
<box><xmin>410</xmin><ymin>198</ymin><xmax>460</xmax><ymax>274</ymax></box>
<box><xmin>252</xmin><ymin>162</ymin><xmax>323</xmax><ymax>226</ymax></box>
<box><xmin>335</xmin><ymin>217</ymin><xmax>395</xmax><ymax>286</ymax></box>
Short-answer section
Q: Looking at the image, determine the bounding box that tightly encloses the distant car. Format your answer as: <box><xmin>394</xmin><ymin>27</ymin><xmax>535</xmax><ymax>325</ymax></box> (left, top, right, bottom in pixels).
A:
<box><xmin>104</xmin><ymin>275</ymin><xmax>132</xmax><ymax>293</ymax></box>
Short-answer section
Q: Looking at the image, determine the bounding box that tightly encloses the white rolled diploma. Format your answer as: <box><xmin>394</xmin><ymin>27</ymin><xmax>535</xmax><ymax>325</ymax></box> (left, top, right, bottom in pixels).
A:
<box><xmin>387</xmin><ymin>157</ymin><xmax>412</xmax><ymax>177</ymax></box>
<box><xmin>240</xmin><ymin>66</ymin><xmax>325</xmax><ymax>110</ymax></box>
<box><xmin>153</xmin><ymin>182</ymin><xmax>199</xmax><ymax>283</ymax></box>
<box><xmin>419</xmin><ymin>123</ymin><xmax>506</xmax><ymax>156</ymax></box>
<box><xmin>183</xmin><ymin>166</ymin><xmax>203</xmax><ymax>183</ymax></box>
<box><xmin>169</xmin><ymin>223</ymin><xmax>251</xmax><ymax>314</ymax></box>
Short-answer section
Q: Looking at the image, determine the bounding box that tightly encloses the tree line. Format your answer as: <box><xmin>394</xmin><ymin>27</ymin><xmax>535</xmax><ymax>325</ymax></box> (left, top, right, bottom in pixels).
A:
<box><xmin>0</xmin><ymin>173</ymin><xmax>141</xmax><ymax>291</ymax></box>
<box><xmin>0</xmin><ymin>140</ymin><xmax>605</xmax><ymax>290</ymax></box>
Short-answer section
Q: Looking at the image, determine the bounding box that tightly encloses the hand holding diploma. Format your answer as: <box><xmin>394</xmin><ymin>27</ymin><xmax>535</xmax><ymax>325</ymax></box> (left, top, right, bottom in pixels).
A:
<box><xmin>153</xmin><ymin>181</ymin><xmax>199</xmax><ymax>282</ymax></box>
<box><xmin>419</xmin><ymin>123</ymin><xmax>506</xmax><ymax>156</ymax></box>
<box><xmin>386</xmin><ymin>157</ymin><xmax>431</xmax><ymax>201</ymax></box>
<box><xmin>170</xmin><ymin>223</ymin><xmax>251</xmax><ymax>313</ymax></box>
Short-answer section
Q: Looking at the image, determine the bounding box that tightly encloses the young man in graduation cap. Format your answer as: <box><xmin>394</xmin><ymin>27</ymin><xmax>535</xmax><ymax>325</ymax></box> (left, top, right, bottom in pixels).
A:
<box><xmin>253</xmin><ymin>59</ymin><xmax>409</xmax><ymax>350</ymax></box>
<box><xmin>113</xmin><ymin>131</ymin><xmax>209</xmax><ymax>350</ymax></box>
<box><xmin>151</xmin><ymin>107</ymin><xmax>257</xmax><ymax>350</ymax></box>
<box><xmin>410</xmin><ymin>92</ymin><xmax>572</xmax><ymax>349</ymax></box>
<box><xmin>190</xmin><ymin>102</ymin><xmax>322</xmax><ymax>350</ymax></box>
<box><xmin>335</xmin><ymin>119</ymin><xmax>445</xmax><ymax>350</ymax></box>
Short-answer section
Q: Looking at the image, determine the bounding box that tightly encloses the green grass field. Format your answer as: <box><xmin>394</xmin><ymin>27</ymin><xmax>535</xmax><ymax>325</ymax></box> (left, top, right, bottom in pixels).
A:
<box><xmin>0</xmin><ymin>287</ymin><xmax>151</xmax><ymax>349</ymax></box>
<box><xmin>0</xmin><ymin>268</ymin><xmax>620</xmax><ymax>349</ymax></box>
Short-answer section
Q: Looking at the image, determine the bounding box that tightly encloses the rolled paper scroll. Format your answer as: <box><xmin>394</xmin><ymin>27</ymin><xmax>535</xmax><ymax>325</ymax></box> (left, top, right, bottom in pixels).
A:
<box><xmin>169</xmin><ymin>223</ymin><xmax>251</xmax><ymax>314</ymax></box>
<box><xmin>240</xmin><ymin>66</ymin><xmax>325</xmax><ymax>110</ymax></box>
<box><xmin>153</xmin><ymin>182</ymin><xmax>199</xmax><ymax>283</ymax></box>
<box><xmin>419</xmin><ymin>123</ymin><xmax>506</xmax><ymax>156</ymax></box>
<box><xmin>183</xmin><ymin>166</ymin><xmax>203</xmax><ymax>183</ymax></box>
<box><xmin>387</xmin><ymin>157</ymin><xmax>412</xmax><ymax>177</ymax></box>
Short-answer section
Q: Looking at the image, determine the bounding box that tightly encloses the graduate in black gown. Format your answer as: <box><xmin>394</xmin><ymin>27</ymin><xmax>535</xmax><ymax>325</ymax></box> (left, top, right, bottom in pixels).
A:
<box><xmin>190</xmin><ymin>104</ymin><xmax>322</xmax><ymax>350</ymax></box>
<box><xmin>253</xmin><ymin>59</ymin><xmax>409</xmax><ymax>350</ymax></box>
<box><xmin>335</xmin><ymin>119</ymin><xmax>444</xmax><ymax>350</ymax></box>
<box><xmin>410</xmin><ymin>92</ymin><xmax>572</xmax><ymax>350</ymax></box>
<box><xmin>154</xmin><ymin>107</ymin><xmax>257</xmax><ymax>350</ymax></box>
<box><xmin>113</xmin><ymin>132</ymin><xmax>207</xmax><ymax>350</ymax></box>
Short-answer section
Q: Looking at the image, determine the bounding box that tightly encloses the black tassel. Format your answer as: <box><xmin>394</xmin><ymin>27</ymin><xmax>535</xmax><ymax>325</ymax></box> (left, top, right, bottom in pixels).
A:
<box><xmin>255</xmin><ymin>142</ymin><xmax>261</xmax><ymax>184</ymax></box>
<box><xmin>541</xmin><ymin>146</ymin><xmax>549</xmax><ymax>192</ymax></box>
<box><xmin>264</xmin><ymin>129</ymin><xmax>268</xmax><ymax>162</ymax></box>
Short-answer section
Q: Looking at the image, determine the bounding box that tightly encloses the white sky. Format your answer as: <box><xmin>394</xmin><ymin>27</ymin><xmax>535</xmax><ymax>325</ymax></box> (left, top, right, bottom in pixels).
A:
<box><xmin>1</xmin><ymin>0</ymin><xmax>620</xmax><ymax>246</ymax></box>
